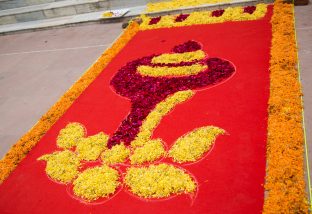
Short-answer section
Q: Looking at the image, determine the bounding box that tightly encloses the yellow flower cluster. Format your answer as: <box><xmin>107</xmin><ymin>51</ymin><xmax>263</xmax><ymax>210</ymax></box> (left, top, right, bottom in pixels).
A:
<box><xmin>38</xmin><ymin>150</ymin><xmax>80</xmax><ymax>183</ymax></box>
<box><xmin>131</xmin><ymin>90</ymin><xmax>195</xmax><ymax>148</ymax></box>
<box><xmin>56</xmin><ymin>123</ymin><xmax>85</xmax><ymax>149</ymax></box>
<box><xmin>140</xmin><ymin>4</ymin><xmax>267</xmax><ymax>30</ymax></box>
<box><xmin>146</xmin><ymin>0</ymin><xmax>231</xmax><ymax>12</ymax></box>
<box><xmin>263</xmin><ymin>1</ymin><xmax>308</xmax><ymax>213</ymax></box>
<box><xmin>76</xmin><ymin>132</ymin><xmax>109</xmax><ymax>161</ymax></box>
<box><xmin>169</xmin><ymin>126</ymin><xmax>224</xmax><ymax>163</ymax></box>
<box><xmin>0</xmin><ymin>22</ymin><xmax>139</xmax><ymax>184</ymax></box>
<box><xmin>73</xmin><ymin>165</ymin><xmax>120</xmax><ymax>201</ymax></box>
<box><xmin>125</xmin><ymin>164</ymin><xmax>196</xmax><ymax>198</ymax></box>
<box><xmin>137</xmin><ymin>64</ymin><xmax>207</xmax><ymax>77</ymax></box>
<box><xmin>130</xmin><ymin>139</ymin><xmax>166</xmax><ymax>164</ymax></box>
<box><xmin>151</xmin><ymin>50</ymin><xmax>206</xmax><ymax>64</ymax></box>
<box><xmin>101</xmin><ymin>143</ymin><xmax>130</xmax><ymax>164</ymax></box>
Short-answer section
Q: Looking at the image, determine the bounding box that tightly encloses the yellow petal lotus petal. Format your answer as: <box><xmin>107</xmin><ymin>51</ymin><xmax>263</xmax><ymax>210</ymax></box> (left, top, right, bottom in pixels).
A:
<box><xmin>137</xmin><ymin>64</ymin><xmax>207</xmax><ymax>77</ymax></box>
<box><xmin>130</xmin><ymin>139</ymin><xmax>166</xmax><ymax>165</ymax></box>
<box><xmin>37</xmin><ymin>150</ymin><xmax>80</xmax><ymax>183</ymax></box>
<box><xmin>125</xmin><ymin>164</ymin><xmax>196</xmax><ymax>198</ymax></box>
<box><xmin>76</xmin><ymin>132</ymin><xmax>109</xmax><ymax>161</ymax></box>
<box><xmin>56</xmin><ymin>123</ymin><xmax>85</xmax><ymax>149</ymax></box>
<box><xmin>73</xmin><ymin>165</ymin><xmax>120</xmax><ymax>201</ymax></box>
<box><xmin>101</xmin><ymin>143</ymin><xmax>130</xmax><ymax>164</ymax></box>
<box><xmin>169</xmin><ymin>126</ymin><xmax>225</xmax><ymax>163</ymax></box>
<box><xmin>151</xmin><ymin>50</ymin><xmax>206</xmax><ymax>64</ymax></box>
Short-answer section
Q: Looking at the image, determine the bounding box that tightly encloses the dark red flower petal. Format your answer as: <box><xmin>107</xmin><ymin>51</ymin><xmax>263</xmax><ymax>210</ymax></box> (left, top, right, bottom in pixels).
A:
<box><xmin>172</xmin><ymin>40</ymin><xmax>202</xmax><ymax>53</ymax></box>
<box><xmin>211</xmin><ymin>10</ymin><xmax>224</xmax><ymax>17</ymax></box>
<box><xmin>175</xmin><ymin>14</ymin><xmax>190</xmax><ymax>22</ymax></box>
<box><xmin>149</xmin><ymin>16</ymin><xmax>161</xmax><ymax>25</ymax></box>
<box><xmin>243</xmin><ymin>6</ymin><xmax>256</xmax><ymax>14</ymax></box>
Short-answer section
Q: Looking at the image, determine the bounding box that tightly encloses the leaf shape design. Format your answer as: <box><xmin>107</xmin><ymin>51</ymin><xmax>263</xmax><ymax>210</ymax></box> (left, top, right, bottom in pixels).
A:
<box><xmin>130</xmin><ymin>139</ymin><xmax>166</xmax><ymax>165</ymax></box>
<box><xmin>125</xmin><ymin>164</ymin><xmax>196</xmax><ymax>198</ymax></box>
<box><xmin>76</xmin><ymin>132</ymin><xmax>109</xmax><ymax>161</ymax></box>
<box><xmin>73</xmin><ymin>165</ymin><xmax>120</xmax><ymax>201</ymax></box>
<box><xmin>56</xmin><ymin>123</ymin><xmax>85</xmax><ymax>149</ymax></box>
<box><xmin>169</xmin><ymin>126</ymin><xmax>225</xmax><ymax>163</ymax></box>
<box><xmin>37</xmin><ymin>150</ymin><xmax>80</xmax><ymax>183</ymax></box>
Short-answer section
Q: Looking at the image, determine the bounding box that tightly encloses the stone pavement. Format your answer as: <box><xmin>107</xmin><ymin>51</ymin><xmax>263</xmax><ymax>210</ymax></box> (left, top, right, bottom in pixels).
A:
<box><xmin>295</xmin><ymin>3</ymin><xmax>312</xmax><ymax>203</ymax></box>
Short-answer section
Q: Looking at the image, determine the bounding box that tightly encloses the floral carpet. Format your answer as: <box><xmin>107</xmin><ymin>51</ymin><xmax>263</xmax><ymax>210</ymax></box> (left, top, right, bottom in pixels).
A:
<box><xmin>0</xmin><ymin>2</ymin><xmax>307</xmax><ymax>213</ymax></box>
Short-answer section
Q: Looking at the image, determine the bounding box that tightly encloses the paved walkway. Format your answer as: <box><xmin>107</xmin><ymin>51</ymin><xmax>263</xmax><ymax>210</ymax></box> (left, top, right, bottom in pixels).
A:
<box><xmin>295</xmin><ymin>3</ymin><xmax>312</xmax><ymax>201</ymax></box>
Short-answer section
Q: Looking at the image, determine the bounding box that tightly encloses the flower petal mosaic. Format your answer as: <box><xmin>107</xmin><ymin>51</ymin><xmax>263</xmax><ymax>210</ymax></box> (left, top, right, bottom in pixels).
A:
<box><xmin>37</xmin><ymin>40</ymin><xmax>235</xmax><ymax>202</ymax></box>
<box><xmin>0</xmin><ymin>2</ymin><xmax>308</xmax><ymax>213</ymax></box>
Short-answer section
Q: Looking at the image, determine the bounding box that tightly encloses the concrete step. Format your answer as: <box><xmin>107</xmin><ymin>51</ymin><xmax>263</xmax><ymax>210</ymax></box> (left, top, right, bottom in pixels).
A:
<box><xmin>0</xmin><ymin>0</ymin><xmax>62</xmax><ymax>10</ymax></box>
<box><xmin>0</xmin><ymin>0</ymin><xmax>109</xmax><ymax>25</ymax></box>
<box><xmin>0</xmin><ymin>0</ymin><xmax>273</xmax><ymax>35</ymax></box>
<box><xmin>0</xmin><ymin>0</ymin><xmax>152</xmax><ymax>25</ymax></box>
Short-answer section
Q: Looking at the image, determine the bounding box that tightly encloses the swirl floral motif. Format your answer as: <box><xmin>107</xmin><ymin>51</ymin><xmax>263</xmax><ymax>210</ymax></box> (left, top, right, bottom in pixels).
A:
<box><xmin>38</xmin><ymin>40</ymin><xmax>235</xmax><ymax>203</ymax></box>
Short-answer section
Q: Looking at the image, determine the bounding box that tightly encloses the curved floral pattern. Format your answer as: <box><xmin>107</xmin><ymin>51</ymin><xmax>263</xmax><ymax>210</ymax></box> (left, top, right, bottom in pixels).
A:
<box><xmin>73</xmin><ymin>165</ymin><xmax>120</xmax><ymax>201</ymax></box>
<box><xmin>130</xmin><ymin>139</ymin><xmax>166</xmax><ymax>165</ymax></box>
<box><xmin>125</xmin><ymin>164</ymin><xmax>196</xmax><ymax>198</ymax></box>
<box><xmin>76</xmin><ymin>132</ymin><xmax>108</xmax><ymax>161</ymax></box>
<box><xmin>169</xmin><ymin>126</ymin><xmax>225</xmax><ymax>163</ymax></box>
<box><xmin>37</xmin><ymin>40</ymin><xmax>234</xmax><ymax>203</ymax></box>
<box><xmin>57</xmin><ymin>123</ymin><xmax>85</xmax><ymax>149</ymax></box>
<box><xmin>38</xmin><ymin>150</ymin><xmax>80</xmax><ymax>183</ymax></box>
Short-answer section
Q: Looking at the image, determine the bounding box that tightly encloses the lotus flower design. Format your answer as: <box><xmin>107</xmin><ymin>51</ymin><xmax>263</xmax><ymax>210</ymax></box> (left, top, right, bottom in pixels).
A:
<box><xmin>38</xmin><ymin>41</ymin><xmax>236</xmax><ymax>203</ymax></box>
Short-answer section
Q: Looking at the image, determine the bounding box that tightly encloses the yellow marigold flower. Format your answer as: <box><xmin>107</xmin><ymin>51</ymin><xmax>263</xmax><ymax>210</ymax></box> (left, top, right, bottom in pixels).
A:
<box><xmin>132</xmin><ymin>90</ymin><xmax>194</xmax><ymax>148</ymax></box>
<box><xmin>101</xmin><ymin>143</ymin><xmax>130</xmax><ymax>164</ymax></box>
<box><xmin>73</xmin><ymin>165</ymin><xmax>120</xmax><ymax>201</ymax></box>
<box><xmin>151</xmin><ymin>50</ymin><xmax>206</xmax><ymax>64</ymax></box>
<box><xmin>125</xmin><ymin>164</ymin><xmax>196</xmax><ymax>198</ymax></box>
<box><xmin>76</xmin><ymin>132</ymin><xmax>109</xmax><ymax>161</ymax></box>
<box><xmin>169</xmin><ymin>126</ymin><xmax>224</xmax><ymax>163</ymax></box>
<box><xmin>56</xmin><ymin>123</ymin><xmax>85</xmax><ymax>149</ymax></box>
<box><xmin>137</xmin><ymin>64</ymin><xmax>207</xmax><ymax>77</ymax></box>
<box><xmin>130</xmin><ymin>139</ymin><xmax>166</xmax><ymax>164</ymax></box>
<box><xmin>38</xmin><ymin>150</ymin><xmax>80</xmax><ymax>183</ymax></box>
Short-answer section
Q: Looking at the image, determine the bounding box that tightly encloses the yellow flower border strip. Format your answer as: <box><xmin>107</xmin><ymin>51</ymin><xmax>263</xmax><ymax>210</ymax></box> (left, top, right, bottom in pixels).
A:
<box><xmin>0</xmin><ymin>22</ymin><xmax>140</xmax><ymax>184</ymax></box>
<box><xmin>140</xmin><ymin>4</ymin><xmax>267</xmax><ymax>30</ymax></box>
<box><xmin>263</xmin><ymin>1</ymin><xmax>308</xmax><ymax>213</ymax></box>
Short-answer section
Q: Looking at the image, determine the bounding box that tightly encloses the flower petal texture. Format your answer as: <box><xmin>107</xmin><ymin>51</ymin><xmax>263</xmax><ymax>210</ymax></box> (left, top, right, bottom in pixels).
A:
<box><xmin>130</xmin><ymin>139</ymin><xmax>166</xmax><ymax>164</ymax></box>
<box><xmin>169</xmin><ymin>126</ymin><xmax>225</xmax><ymax>163</ymax></box>
<box><xmin>101</xmin><ymin>143</ymin><xmax>130</xmax><ymax>164</ymax></box>
<box><xmin>76</xmin><ymin>132</ymin><xmax>109</xmax><ymax>161</ymax></box>
<box><xmin>38</xmin><ymin>150</ymin><xmax>80</xmax><ymax>183</ymax></box>
<box><xmin>73</xmin><ymin>165</ymin><xmax>120</xmax><ymax>201</ymax></box>
<box><xmin>125</xmin><ymin>164</ymin><xmax>196</xmax><ymax>198</ymax></box>
<box><xmin>56</xmin><ymin>123</ymin><xmax>85</xmax><ymax>149</ymax></box>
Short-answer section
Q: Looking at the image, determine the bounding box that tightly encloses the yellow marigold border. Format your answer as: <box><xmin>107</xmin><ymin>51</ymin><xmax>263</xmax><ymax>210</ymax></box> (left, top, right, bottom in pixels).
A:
<box><xmin>263</xmin><ymin>1</ymin><xmax>308</xmax><ymax>213</ymax></box>
<box><xmin>0</xmin><ymin>22</ymin><xmax>140</xmax><ymax>184</ymax></box>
